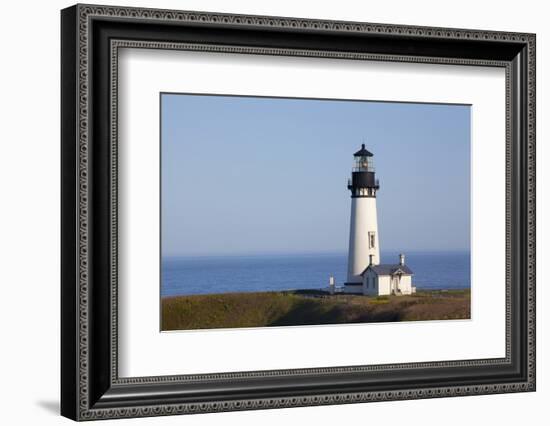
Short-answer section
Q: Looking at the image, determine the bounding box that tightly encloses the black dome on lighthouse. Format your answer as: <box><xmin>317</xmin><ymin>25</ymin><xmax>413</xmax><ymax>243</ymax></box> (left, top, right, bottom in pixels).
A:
<box><xmin>353</xmin><ymin>144</ymin><xmax>373</xmax><ymax>157</ymax></box>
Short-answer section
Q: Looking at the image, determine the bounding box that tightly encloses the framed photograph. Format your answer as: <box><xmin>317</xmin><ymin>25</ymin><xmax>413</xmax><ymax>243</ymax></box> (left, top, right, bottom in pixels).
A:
<box><xmin>61</xmin><ymin>4</ymin><xmax>536</xmax><ymax>421</ymax></box>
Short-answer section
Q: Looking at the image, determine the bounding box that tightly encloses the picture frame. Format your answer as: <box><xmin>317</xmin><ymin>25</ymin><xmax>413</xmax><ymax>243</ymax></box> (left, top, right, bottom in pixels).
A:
<box><xmin>61</xmin><ymin>3</ymin><xmax>536</xmax><ymax>421</ymax></box>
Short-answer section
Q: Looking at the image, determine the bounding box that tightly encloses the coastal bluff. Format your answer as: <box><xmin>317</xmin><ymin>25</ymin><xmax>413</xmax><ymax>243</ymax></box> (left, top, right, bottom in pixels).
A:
<box><xmin>161</xmin><ymin>289</ymin><xmax>470</xmax><ymax>331</ymax></box>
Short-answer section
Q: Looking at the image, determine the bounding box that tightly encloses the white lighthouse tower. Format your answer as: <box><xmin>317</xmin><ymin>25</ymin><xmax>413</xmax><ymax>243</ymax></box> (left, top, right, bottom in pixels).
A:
<box><xmin>345</xmin><ymin>144</ymin><xmax>380</xmax><ymax>291</ymax></box>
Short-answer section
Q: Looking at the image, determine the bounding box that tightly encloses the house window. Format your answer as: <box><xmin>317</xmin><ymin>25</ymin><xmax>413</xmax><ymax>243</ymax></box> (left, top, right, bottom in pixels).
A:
<box><xmin>368</xmin><ymin>232</ymin><xmax>376</xmax><ymax>249</ymax></box>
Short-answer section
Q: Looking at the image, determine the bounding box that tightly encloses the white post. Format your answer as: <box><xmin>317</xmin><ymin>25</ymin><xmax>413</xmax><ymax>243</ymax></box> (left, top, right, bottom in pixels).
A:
<box><xmin>329</xmin><ymin>275</ymin><xmax>335</xmax><ymax>295</ymax></box>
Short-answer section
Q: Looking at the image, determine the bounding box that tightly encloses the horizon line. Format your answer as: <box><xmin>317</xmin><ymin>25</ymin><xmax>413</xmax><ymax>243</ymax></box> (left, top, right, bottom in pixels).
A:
<box><xmin>162</xmin><ymin>248</ymin><xmax>471</xmax><ymax>258</ymax></box>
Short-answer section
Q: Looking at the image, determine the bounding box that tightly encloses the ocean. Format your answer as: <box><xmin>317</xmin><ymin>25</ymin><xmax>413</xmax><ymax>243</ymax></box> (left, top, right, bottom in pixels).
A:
<box><xmin>161</xmin><ymin>251</ymin><xmax>470</xmax><ymax>297</ymax></box>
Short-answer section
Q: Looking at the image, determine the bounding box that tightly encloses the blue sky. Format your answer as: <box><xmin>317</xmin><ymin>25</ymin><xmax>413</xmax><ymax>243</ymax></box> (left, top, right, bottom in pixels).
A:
<box><xmin>161</xmin><ymin>94</ymin><xmax>470</xmax><ymax>256</ymax></box>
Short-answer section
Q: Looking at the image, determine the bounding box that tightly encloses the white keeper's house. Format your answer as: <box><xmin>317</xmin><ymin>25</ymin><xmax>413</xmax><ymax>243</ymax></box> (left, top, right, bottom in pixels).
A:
<box><xmin>342</xmin><ymin>144</ymin><xmax>416</xmax><ymax>296</ymax></box>
<box><xmin>361</xmin><ymin>253</ymin><xmax>415</xmax><ymax>296</ymax></box>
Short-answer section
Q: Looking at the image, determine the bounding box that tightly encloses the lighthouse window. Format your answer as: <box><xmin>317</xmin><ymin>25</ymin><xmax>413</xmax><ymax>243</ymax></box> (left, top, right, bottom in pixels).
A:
<box><xmin>369</xmin><ymin>232</ymin><xmax>376</xmax><ymax>248</ymax></box>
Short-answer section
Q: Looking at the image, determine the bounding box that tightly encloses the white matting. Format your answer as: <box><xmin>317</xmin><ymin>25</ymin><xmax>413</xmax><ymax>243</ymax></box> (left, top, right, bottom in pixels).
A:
<box><xmin>117</xmin><ymin>47</ymin><xmax>506</xmax><ymax>377</ymax></box>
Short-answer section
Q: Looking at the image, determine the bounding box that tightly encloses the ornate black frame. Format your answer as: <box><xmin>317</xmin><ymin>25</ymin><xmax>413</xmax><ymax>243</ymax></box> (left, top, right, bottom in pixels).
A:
<box><xmin>61</xmin><ymin>4</ymin><xmax>536</xmax><ymax>421</ymax></box>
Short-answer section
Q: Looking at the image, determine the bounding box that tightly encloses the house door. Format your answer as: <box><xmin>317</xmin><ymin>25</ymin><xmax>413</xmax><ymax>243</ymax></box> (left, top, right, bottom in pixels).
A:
<box><xmin>392</xmin><ymin>276</ymin><xmax>400</xmax><ymax>294</ymax></box>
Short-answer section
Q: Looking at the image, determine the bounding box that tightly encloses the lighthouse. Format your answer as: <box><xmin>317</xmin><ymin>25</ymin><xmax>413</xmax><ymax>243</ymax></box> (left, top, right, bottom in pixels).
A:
<box><xmin>345</xmin><ymin>144</ymin><xmax>380</xmax><ymax>289</ymax></box>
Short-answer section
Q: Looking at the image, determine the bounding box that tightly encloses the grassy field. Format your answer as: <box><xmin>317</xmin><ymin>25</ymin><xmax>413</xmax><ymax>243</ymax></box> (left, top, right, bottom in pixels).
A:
<box><xmin>161</xmin><ymin>289</ymin><xmax>470</xmax><ymax>331</ymax></box>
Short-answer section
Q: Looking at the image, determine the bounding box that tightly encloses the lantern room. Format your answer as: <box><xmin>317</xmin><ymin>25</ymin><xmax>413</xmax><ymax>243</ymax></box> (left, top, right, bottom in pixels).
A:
<box><xmin>353</xmin><ymin>144</ymin><xmax>375</xmax><ymax>172</ymax></box>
